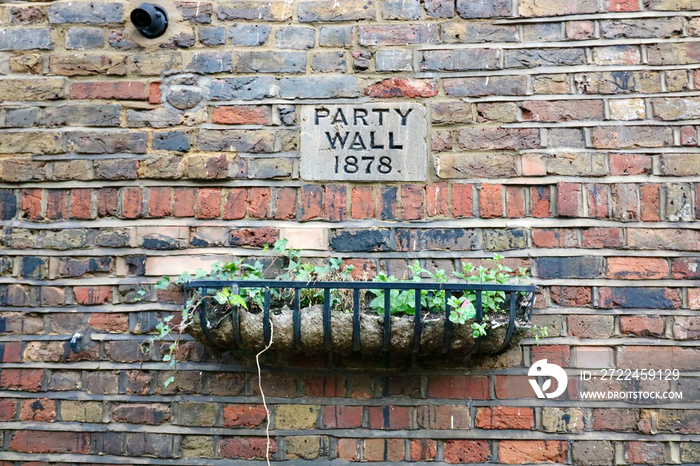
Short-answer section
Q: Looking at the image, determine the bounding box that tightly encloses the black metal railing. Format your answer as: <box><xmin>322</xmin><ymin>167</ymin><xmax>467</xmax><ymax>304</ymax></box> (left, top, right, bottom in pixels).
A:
<box><xmin>185</xmin><ymin>280</ymin><xmax>538</xmax><ymax>355</ymax></box>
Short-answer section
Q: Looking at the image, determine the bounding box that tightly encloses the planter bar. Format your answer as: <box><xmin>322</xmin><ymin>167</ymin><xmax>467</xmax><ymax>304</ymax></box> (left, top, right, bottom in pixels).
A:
<box><xmin>185</xmin><ymin>280</ymin><xmax>538</xmax><ymax>356</ymax></box>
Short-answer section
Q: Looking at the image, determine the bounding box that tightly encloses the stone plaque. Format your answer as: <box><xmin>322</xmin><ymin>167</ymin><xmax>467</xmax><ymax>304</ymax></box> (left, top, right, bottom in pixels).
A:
<box><xmin>300</xmin><ymin>103</ymin><xmax>427</xmax><ymax>181</ymax></box>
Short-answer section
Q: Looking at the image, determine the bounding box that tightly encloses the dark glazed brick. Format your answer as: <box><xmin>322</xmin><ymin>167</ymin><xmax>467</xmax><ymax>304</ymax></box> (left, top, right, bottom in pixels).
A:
<box><xmin>537</xmin><ymin>257</ymin><xmax>604</xmax><ymax>279</ymax></box>
<box><xmin>0</xmin><ymin>190</ymin><xmax>17</xmax><ymax>220</ymax></box>
<box><xmin>600</xmin><ymin>287</ymin><xmax>680</xmax><ymax>309</ymax></box>
<box><xmin>330</xmin><ymin>229</ymin><xmax>393</xmax><ymax>252</ymax></box>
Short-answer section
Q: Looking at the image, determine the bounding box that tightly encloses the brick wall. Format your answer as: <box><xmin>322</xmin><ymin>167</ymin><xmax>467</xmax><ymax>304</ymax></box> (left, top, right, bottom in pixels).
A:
<box><xmin>1</xmin><ymin>0</ymin><xmax>700</xmax><ymax>463</ymax></box>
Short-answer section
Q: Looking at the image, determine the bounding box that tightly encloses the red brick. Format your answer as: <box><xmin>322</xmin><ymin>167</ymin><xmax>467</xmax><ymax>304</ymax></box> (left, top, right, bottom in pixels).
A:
<box><xmin>531</xmin><ymin>186</ymin><xmax>551</xmax><ymax>218</ymax></box>
<box><xmin>640</xmin><ymin>184</ymin><xmax>661</xmax><ymax>222</ymax></box>
<box><xmin>444</xmin><ymin>440</ymin><xmax>489</xmax><ymax>464</ymax></box>
<box><xmin>248</xmin><ymin>187</ymin><xmax>271</xmax><ymax>219</ymax></box>
<box><xmin>620</xmin><ymin>316</ymin><xmax>665</xmax><ymax>336</ymax></box>
<box><xmin>365</xmin><ymin>78</ymin><xmax>438</xmax><ymax>98</ymax></box>
<box><xmin>479</xmin><ymin>183</ymin><xmax>502</xmax><ymax>218</ymax></box>
<box><xmin>10</xmin><ymin>431</ymin><xmax>89</xmax><ymax>454</ymax></box>
<box><xmin>609</xmin><ymin>153</ymin><xmax>651</xmax><ymax>175</ymax></box>
<box><xmin>0</xmin><ymin>369</ymin><xmax>43</xmax><ymax>391</ymax></box>
<box><xmin>304</xmin><ymin>376</ymin><xmax>347</xmax><ymax>397</ymax></box>
<box><xmin>499</xmin><ymin>440</ymin><xmax>567</xmax><ymax>464</ymax></box>
<box><xmin>74</xmin><ymin>286</ymin><xmax>112</xmax><ymax>305</ymax></box>
<box><xmin>401</xmin><ymin>184</ymin><xmax>424</xmax><ymax>220</ymax></box>
<box><xmin>351</xmin><ymin>186</ymin><xmax>374</xmax><ymax>219</ymax></box>
<box><xmin>505</xmin><ymin>186</ymin><xmax>525</xmax><ymax>218</ymax></box>
<box><xmin>586</xmin><ymin>184</ymin><xmax>609</xmax><ymax>218</ymax></box>
<box><xmin>337</xmin><ymin>439</ymin><xmax>359</xmax><ymax>461</ymax></box>
<box><xmin>411</xmin><ymin>439</ymin><xmax>437</xmax><ymax>461</ymax></box>
<box><xmin>452</xmin><ymin>183</ymin><xmax>473</xmax><ymax>217</ymax></box>
<box><xmin>69</xmin><ymin>189</ymin><xmax>93</xmax><ymax>219</ymax></box>
<box><xmin>681</xmin><ymin>125</ymin><xmax>697</xmax><ymax>146</ymax></box>
<box><xmin>229</xmin><ymin>227</ymin><xmax>277</xmax><ymax>248</ymax></box>
<box><xmin>18</xmin><ymin>398</ymin><xmax>54</xmax><ymax>422</ymax></box>
<box><xmin>149</xmin><ymin>81</ymin><xmax>161</xmax><ymax>104</ymax></box>
<box><xmin>364</xmin><ymin>439</ymin><xmax>404</xmax><ymax>462</ymax></box>
<box><xmin>70</xmin><ymin>81</ymin><xmax>147</xmax><ymax>100</ymax></box>
<box><xmin>223</xmin><ymin>404</ymin><xmax>267</xmax><ymax>428</ymax></box>
<box><xmin>521</xmin><ymin>100</ymin><xmax>604</xmax><ymax>122</ymax></box>
<box><xmin>557</xmin><ymin>182</ymin><xmax>581</xmax><ymax>217</ymax></box>
<box><xmin>219</xmin><ymin>437</ymin><xmax>277</xmax><ymax>459</ymax></box>
<box><xmin>550</xmin><ymin>286</ymin><xmax>591</xmax><ymax>306</ymax></box>
<box><xmin>426</xmin><ymin>182</ymin><xmax>449</xmax><ymax>217</ymax></box>
<box><xmin>532</xmin><ymin>344</ymin><xmax>570</xmax><ymax>367</ymax></box>
<box><xmin>476</xmin><ymin>407</ymin><xmax>534</xmax><ymax>430</ymax></box>
<box><xmin>300</xmin><ymin>185</ymin><xmax>323</xmax><ymax>221</ymax></box>
<box><xmin>325</xmin><ymin>406</ymin><xmax>362</xmax><ymax>428</ymax></box>
<box><xmin>369</xmin><ymin>405</ymin><xmax>411</xmax><ymax>430</ymax></box>
<box><xmin>324</xmin><ymin>185</ymin><xmax>347</xmax><ymax>222</ymax></box>
<box><xmin>0</xmin><ymin>399</ymin><xmax>17</xmax><ymax>421</ymax></box>
<box><xmin>607</xmin><ymin>0</ymin><xmax>639</xmax><ymax>11</ymax></box>
<box><xmin>213</xmin><ymin>106</ymin><xmax>270</xmax><ymax>125</ymax></box>
<box><xmin>672</xmin><ymin>258</ymin><xmax>700</xmax><ymax>279</ymax></box>
<box><xmin>533</xmin><ymin>228</ymin><xmax>577</xmax><ymax>248</ymax></box>
<box><xmin>195</xmin><ymin>188</ymin><xmax>221</xmax><ymax>219</ymax></box>
<box><xmin>428</xmin><ymin>376</ymin><xmax>489</xmax><ymax>399</ymax></box>
<box><xmin>626</xmin><ymin>442</ymin><xmax>664</xmax><ymax>465</ymax></box>
<box><xmin>223</xmin><ymin>188</ymin><xmax>247</xmax><ymax>220</ymax></box>
<box><xmin>271</xmin><ymin>187</ymin><xmax>296</xmax><ymax>220</ymax></box>
<box><xmin>22</xmin><ymin>189</ymin><xmax>42</xmax><ymax>221</ymax></box>
<box><xmin>343</xmin><ymin>258</ymin><xmax>377</xmax><ymax>279</ymax></box>
<box><xmin>592</xmin><ymin>408</ymin><xmax>640</xmax><ymax>432</ymax></box>
<box><xmin>495</xmin><ymin>375</ymin><xmax>537</xmax><ymax>399</ymax></box>
<box><xmin>121</xmin><ymin>187</ymin><xmax>143</xmax><ymax>219</ymax></box>
<box><xmin>582</xmin><ymin>227</ymin><xmax>624</xmax><ymax>248</ymax></box>
<box><xmin>173</xmin><ymin>188</ymin><xmax>196</xmax><ymax>217</ymax></box>
<box><xmin>148</xmin><ymin>187</ymin><xmax>172</xmax><ymax>218</ymax></box>
<box><xmin>97</xmin><ymin>188</ymin><xmax>118</xmax><ymax>217</ymax></box>
<box><xmin>1</xmin><ymin>341</ymin><xmax>20</xmax><ymax>363</ymax></box>
<box><xmin>46</xmin><ymin>190</ymin><xmax>68</xmax><ymax>220</ymax></box>
<box><xmin>88</xmin><ymin>313</ymin><xmax>128</xmax><ymax>333</ymax></box>
<box><xmin>607</xmin><ymin>257</ymin><xmax>669</xmax><ymax>279</ymax></box>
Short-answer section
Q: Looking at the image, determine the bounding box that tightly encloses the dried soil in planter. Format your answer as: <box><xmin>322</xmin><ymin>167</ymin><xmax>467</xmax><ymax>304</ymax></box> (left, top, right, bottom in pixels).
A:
<box><xmin>187</xmin><ymin>301</ymin><xmax>531</xmax><ymax>356</ymax></box>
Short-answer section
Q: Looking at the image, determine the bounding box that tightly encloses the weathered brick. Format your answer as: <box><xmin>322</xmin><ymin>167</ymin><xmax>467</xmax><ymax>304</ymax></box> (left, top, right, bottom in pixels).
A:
<box><xmin>457</xmin><ymin>0</ymin><xmax>510</xmax><ymax>17</ymax></box>
<box><xmin>506</xmin><ymin>48</ymin><xmax>586</xmax><ymax>68</ymax></box>
<box><xmin>499</xmin><ymin>440</ymin><xmax>567</xmax><ymax>464</ymax></box>
<box><xmin>228</xmin><ymin>23</ymin><xmax>271</xmax><ymax>46</ymax></box>
<box><xmin>360</xmin><ymin>24</ymin><xmax>438</xmax><ymax>46</ymax></box>
<box><xmin>366</xmin><ymin>78</ymin><xmax>438</xmax><ymax>98</ymax></box>
<box><xmin>279</xmin><ymin>76</ymin><xmax>361</xmax><ymax>99</ymax></box>
<box><xmin>572</xmin><ymin>441</ymin><xmax>615</xmax><ymax>466</ymax></box>
<box><xmin>648</xmin><ymin>42</ymin><xmax>700</xmax><ymax>65</ymax></box>
<box><xmin>444</xmin><ymin>440</ymin><xmax>489</xmax><ymax>463</ymax></box>
<box><xmin>421</xmin><ymin>49</ymin><xmax>499</xmax><ymax>71</ymax></box>
<box><xmin>476</xmin><ymin>406</ymin><xmax>534</xmax><ymax>429</ymax></box>
<box><xmin>445</xmin><ymin>76</ymin><xmax>527</xmax><ymax>96</ymax></box>
<box><xmin>298</xmin><ymin>0</ymin><xmax>375</xmax><ymax>22</ymax></box>
<box><xmin>522</xmin><ymin>100</ymin><xmax>603</xmax><ymax>122</ymax></box>
<box><xmin>10</xmin><ymin>431</ymin><xmax>89</xmax><ymax>453</ymax></box>
<box><xmin>538</xmin><ymin>257</ymin><xmax>603</xmax><ymax>279</ymax></box>
<box><xmin>0</xmin><ymin>28</ymin><xmax>52</xmax><ymax>51</ymax></box>
<box><xmin>176</xmin><ymin>1</ymin><xmax>212</xmax><ymax>22</ymax></box>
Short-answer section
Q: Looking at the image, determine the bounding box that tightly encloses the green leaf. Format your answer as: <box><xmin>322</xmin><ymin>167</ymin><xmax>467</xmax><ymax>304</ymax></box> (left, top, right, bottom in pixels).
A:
<box><xmin>164</xmin><ymin>376</ymin><xmax>175</xmax><ymax>387</ymax></box>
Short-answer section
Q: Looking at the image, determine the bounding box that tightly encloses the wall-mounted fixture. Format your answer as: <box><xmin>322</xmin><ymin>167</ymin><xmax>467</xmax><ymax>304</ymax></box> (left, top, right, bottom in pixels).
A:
<box><xmin>130</xmin><ymin>3</ymin><xmax>168</xmax><ymax>38</ymax></box>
